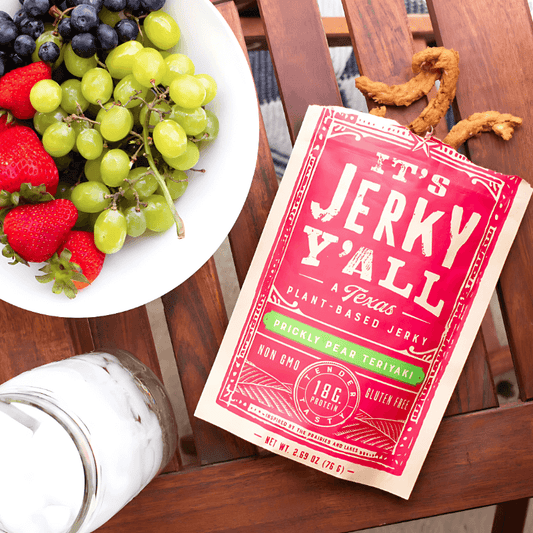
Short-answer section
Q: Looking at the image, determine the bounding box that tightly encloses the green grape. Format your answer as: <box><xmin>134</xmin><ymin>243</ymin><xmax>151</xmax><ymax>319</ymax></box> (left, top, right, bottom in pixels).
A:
<box><xmin>100</xmin><ymin>149</ymin><xmax>131</xmax><ymax>188</ymax></box>
<box><xmin>169</xmin><ymin>74</ymin><xmax>206</xmax><ymax>109</ymax></box>
<box><xmin>138</xmin><ymin>100</ymin><xmax>171</xmax><ymax>127</ymax></box>
<box><xmin>160</xmin><ymin>170</ymin><xmax>188</xmax><ymax>200</ymax></box>
<box><xmin>71</xmin><ymin>118</ymin><xmax>91</xmax><ymax>137</ymax></box>
<box><xmin>42</xmin><ymin>122</ymin><xmax>76</xmax><ymax>158</ymax></box>
<box><xmin>84</xmin><ymin>150</ymin><xmax>108</xmax><ymax>182</ymax></box>
<box><xmin>32</xmin><ymin>30</ymin><xmax>64</xmax><ymax>69</ymax></box>
<box><xmin>124</xmin><ymin>166</ymin><xmax>158</xmax><ymax>200</ymax></box>
<box><xmin>98</xmin><ymin>6</ymin><xmax>122</xmax><ymax>28</ymax></box>
<box><xmin>143</xmin><ymin>10</ymin><xmax>181</xmax><ymax>50</ymax></box>
<box><xmin>71</xmin><ymin>181</ymin><xmax>111</xmax><ymax>213</ymax></box>
<box><xmin>61</xmin><ymin>79</ymin><xmax>90</xmax><ymax>115</ymax></box>
<box><xmin>162</xmin><ymin>54</ymin><xmax>195</xmax><ymax>86</ymax></box>
<box><xmin>163</xmin><ymin>140</ymin><xmax>200</xmax><ymax>171</ymax></box>
<box><xmin>98</xmin><ymin>6</ymin><xmax>121</xmax><ymax>27</ymax></box>
<box><xmin>75</xmin><ymin>210</ymin><xmax>90</xmax><ymax>229</ymax></box>
<box><xmin>53</xmin><ymin>154</ymin><xmax>73</xmax><ymax>172</ymax></box>
<box><xmin>113</xmin><ymin>74</ymin><xmax>148</xmax><ymax>108</ymax></box>
<box><xmin>153</xmin><ymin>119</ymin><xmax>187</xmax><ymax>159</ymax></box>
<box><xmin>195</xmin><ymin>74</ymin><xmax>217</xmax><ymax>105</ymax></box>
<box><xmin>76</xmin><ymin>128</ymin><xmax>104</xmax><ymax>160</ymax></box>
<box><xmin>94</xmin><ymin>209</ymin><xmax>128</xmax><ymax>254</ymax></box>
<box><xmin>169</xmin><ymin>105</ymin><xmax>207</xmax><ymax>136</ymax></box>
<box><xmin>33</xmin><ymin>107</ymin><xmax>68</xmax><ymax>136</ymax></box>
<box><xmin>136</xmin><ymin>29</ymin><xmax>160</xmax><ymax>50</ymax></box>
<box><xmin>64</xmin><ymin>43</ymin><xmax>97</xmax><ymax>78</ymax></box>
<box><xmin>132</xmin><ymin>48</ymin><xmax>167</xmax><ymax>88</ymax></box>
<box><xmin>30</xmin><ymin>79</ymin><xmax>62</xmax><ymax>114</ymax></box>
<box><xmin>99</xmin><ymin>106</ymin><xmax>134</xmax><ymax>142</ymax></box>
<box><xmin>55</xmin><ymin>181</ymin><xmax>73</xmax><ymax>200</ymax></box>
<box><xmin>105</xmin><ymin>40</ymin><xmax>143</xmax><ymax>79</ymax></box>
<box><xmin>143</xmin><ymin>194</ymin><xmax>174</xmax><ymax>232</ymax></box>
<box><xmin>123</xmin><ymin>205</ymin><xmax>147</xmax><ymax>237</ymax></box>
<box><xmin>70</xmin><ymin>119</ymin><xmax>91</xmax><ymax>153</ymax></box>
<box><xmin>81</xmin><ymin>68</ymin><xmax>113</xmax><ymax>106</ymax></box>
<box><xmin>94</xmin><ymin>101</ymin><xmax>115</xmax><ymax>133</ymax></box>
<box><xmin>195</xmin><ymin>109</ymin><xmax>219</xmax><ymax>143</ymax></box>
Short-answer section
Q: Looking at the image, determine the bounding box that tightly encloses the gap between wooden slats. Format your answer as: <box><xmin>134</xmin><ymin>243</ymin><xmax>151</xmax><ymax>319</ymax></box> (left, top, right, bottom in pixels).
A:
<box><xmin>426</xmin><ymin>0</ymin><xmax>533</xmax><ymax>401</ymax></box>
<box><xmin>221</xmin><ymin>0</ymin><xmax>279</xmax><ymax>286</ymax></box>
<box><xmin>241</xmin><ymin>14</ymin><xmax>435</xmax><ymax>50</ymax></box>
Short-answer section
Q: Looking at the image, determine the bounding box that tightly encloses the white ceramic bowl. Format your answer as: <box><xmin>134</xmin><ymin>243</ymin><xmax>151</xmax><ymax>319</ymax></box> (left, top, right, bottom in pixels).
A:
<box><xmin>0</xmin><ymin>0</ymin><xmax>259</xmax><ymax>318</ymax></box>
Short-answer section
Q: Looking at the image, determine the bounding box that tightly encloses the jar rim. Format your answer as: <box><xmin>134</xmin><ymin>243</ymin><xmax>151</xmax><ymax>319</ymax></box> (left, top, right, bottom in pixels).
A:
<box><xmin>0</xmin><ymin>391</ymin><xmax>97</xmax><ymax>533</ymax></box>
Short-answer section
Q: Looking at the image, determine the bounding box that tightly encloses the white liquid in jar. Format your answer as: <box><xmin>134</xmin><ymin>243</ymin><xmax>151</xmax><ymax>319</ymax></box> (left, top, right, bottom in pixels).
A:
<box><xmin>0</xmin><ymin>352</ymin><xmax>169</xmax><ymax>533</ymax></box>
<box><xmin>0</xmin><ymin>403</ymin><xmax>85</xmax><ymax>533</ymax></box>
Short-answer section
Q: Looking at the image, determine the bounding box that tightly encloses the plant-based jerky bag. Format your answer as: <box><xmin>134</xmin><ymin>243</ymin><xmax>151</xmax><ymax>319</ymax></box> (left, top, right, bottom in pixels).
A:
<box><xmin>196</xmin><ymin>106</ymin><xmax>532</xmax><ymax>499</ymax></box>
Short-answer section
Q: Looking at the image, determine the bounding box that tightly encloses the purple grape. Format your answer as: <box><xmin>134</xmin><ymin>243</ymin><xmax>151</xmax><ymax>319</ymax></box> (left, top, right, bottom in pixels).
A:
<box><xmin>13</xmin><ymin>34</ymin><xmax>36</xmax><ymax>56</ymax></box>
<box><xmin>23</xmin><ymin>0</ymin><xmax>50</xmax><ymax>18</ymax></box>
<box><xmin>96</xmin><ymin>23</ymin><xmax>118</xmax><ymax>50</ymax></box>
<box><xmin>0</xmin><ymin>21</ymin><xmax>19</xmax><ymax>46</ymax></box>
<box><xmin>115</xmin><ymin>19</ymin><xmax>138</xmax><ymax>42</ymax></box>
<box><xmin>103</xmin><ymin>0</ymin><xmax>127</xmax><ymax>11</ymax></box>
<box><xmin>140</xmin><ymin>0</ymin><xmax>165</xmax><ymax>11</ymax></box>
<box><xmin>71</xmin><ymin>32</ymin><xmax>98</xmax><ymax>58</ymax></box>
<box><xmin>71</xmin><ymin>4</ymin><xmax>99</xmax><ymax>33</ymax></box>
<box><xmin>38</xmin><ymin>41</ymin><xmax>61</xmax><ymax>62</ymax></box>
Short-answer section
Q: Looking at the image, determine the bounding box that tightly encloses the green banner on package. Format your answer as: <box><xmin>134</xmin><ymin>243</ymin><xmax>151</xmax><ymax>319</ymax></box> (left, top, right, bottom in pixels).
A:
<box><xmin>263</xmin><ymin>311</ymin><xmax>425</xmax><ymax>385</ymax></box>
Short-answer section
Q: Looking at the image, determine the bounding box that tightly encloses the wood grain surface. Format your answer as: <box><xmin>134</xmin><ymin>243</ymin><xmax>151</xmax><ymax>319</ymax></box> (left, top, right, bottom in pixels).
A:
<box><xmin>257</xmin><ymin>0</ymin><xmax>342</xmax><ymax>141</ymax></box>
<box><xmin>99</xmin><ymin>401</ymin><xmax>533</xmax><ymax>532</ymax></box>
<box><xmin>427</xmin><ymin>0</ymin><xmax>533</xmax><ymax>401</ymax></box>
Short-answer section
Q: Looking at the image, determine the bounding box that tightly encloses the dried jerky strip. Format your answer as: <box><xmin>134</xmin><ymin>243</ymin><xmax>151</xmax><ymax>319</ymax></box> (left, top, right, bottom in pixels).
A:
<box><xmin>443</xmin><ymin>111</ymin><xmax>523</xmax><ymax>150</ymax></box>
<box><xmin>369</xmin><ymin>106</ymin><xmax>387</xmax><ymax>118</ymax></box>
<box><xmin>408</xmin><ymin>47</ymin><xmax>460</xmax><ymax>135</ymax></box>
<box><xmin>356</xmin><ymin>68</ymin><xmax>439</xmax><ymax>107</ymax></box>
<box><xmin>356</xmin><ymin>47</ymin><xmax>460</xmax><ymax>135</ymax></box>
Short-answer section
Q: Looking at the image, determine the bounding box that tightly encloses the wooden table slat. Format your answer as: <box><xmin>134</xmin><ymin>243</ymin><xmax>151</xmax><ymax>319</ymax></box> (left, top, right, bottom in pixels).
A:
<box><xmin>445</xmin><ymin>330</ymin><xmax>498</xmax><ymax>416</ymax></box>
<box><xmin>162</xmin><ymin>257</ymin><xmax>257</xmax><ymax>465</ymax></box>
<box><xmin>257</xmin><ymin>0</ymin><xmax>343</xmax><ymax>141</ymax></box>
<box><xmin>0</xmin><ymin>302</ymin><xmax>93</xmax><ymax>383</ymax></box>
<box><xmin>100</xmin><ymin>401</ymin><xmax>533</xmax><ymax>532</ymax></box>
<box><xmin>426</xmin><ymin>0</ymin><xmax>533</xmax><ymax>401</ymax></box>
<box><xmin>341</xmin><ymin>0</ymin><xmax>431</xmax><ymax>126</ymax></box>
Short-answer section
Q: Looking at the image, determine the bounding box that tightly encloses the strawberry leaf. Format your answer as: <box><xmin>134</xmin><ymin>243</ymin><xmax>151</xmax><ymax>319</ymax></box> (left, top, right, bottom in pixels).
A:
<box><xmin>0</xmin><ymin>184</ymin><xmax>54</xmax><ymax>209</ymax></box>
<box><xmin>36</xmin><ymin>249</ymin><xmax>89</xmax><ymax>299</ymax></box>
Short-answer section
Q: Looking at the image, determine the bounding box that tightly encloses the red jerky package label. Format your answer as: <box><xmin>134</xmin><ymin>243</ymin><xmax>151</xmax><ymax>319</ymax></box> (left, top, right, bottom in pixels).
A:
<box><xmin>196</xmin><ymin>106</ymin><xmax>532</xmax><ymax>498</ymax></box>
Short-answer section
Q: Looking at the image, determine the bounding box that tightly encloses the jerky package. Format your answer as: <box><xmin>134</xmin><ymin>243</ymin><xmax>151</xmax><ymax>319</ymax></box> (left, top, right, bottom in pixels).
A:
<box><xmin>196</xmin><ymin>106</ymin><xmax>532</xmax><ymax>498</ymax></box>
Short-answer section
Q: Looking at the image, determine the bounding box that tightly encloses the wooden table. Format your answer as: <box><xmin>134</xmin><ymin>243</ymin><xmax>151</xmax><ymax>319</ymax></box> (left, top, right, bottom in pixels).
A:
<box><xmin>2</xmin><ymin>0</ymin><xmax>533</xmax><ymax>531</ymax></box>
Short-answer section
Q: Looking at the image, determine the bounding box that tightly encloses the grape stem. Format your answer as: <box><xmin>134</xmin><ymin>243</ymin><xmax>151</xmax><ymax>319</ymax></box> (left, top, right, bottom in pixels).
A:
<box><xmin>142</xmin><ymin>100</ymin><xmax>185</xmax><ymax>239</ymax></box>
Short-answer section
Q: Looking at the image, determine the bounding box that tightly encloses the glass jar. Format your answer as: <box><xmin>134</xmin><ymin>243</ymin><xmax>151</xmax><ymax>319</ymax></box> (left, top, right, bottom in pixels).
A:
<box><xmin>0</xmin><ymin>349</ymin><xmax>178</xmax><ymax>533</ymax></box>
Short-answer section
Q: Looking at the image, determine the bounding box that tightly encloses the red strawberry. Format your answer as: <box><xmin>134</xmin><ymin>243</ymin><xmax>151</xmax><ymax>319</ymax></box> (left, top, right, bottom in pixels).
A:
<box><xmin>0</xmin><ymin>62</ymin><xmax>52</xmax><ymax>120</ymax></box>
<box><xmin>37</xmin><ymin>231</ymin><xmax>106</xmax><ymax>299</ymax></box>
<box><xmin>58</xmin><ymin>231</ymin><xmax>106</xmax><ymax>289</ymax></box>
<box><xmin>0</xmin><ymin>125</ymin><xmax>59</xmax><ymax>196</ymax></box>
<box><xmin>1</xmin><ymin>199</ymin><xmax>78</xmax><ymax>264</ymax></box>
